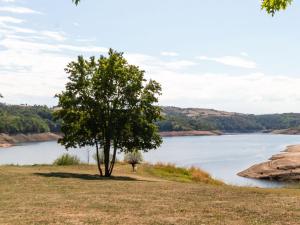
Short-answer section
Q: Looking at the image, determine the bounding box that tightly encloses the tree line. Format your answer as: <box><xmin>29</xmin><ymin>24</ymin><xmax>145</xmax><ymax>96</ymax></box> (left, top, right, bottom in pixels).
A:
<box><xmin>158</xmin><ymin>106</ymin><xmax>300</xmax><ymax>133</ymax></box>
<box><xmin>0</xmin><ymin>104</ymin><xmax>60</xmax><ymax>134</ymax></box>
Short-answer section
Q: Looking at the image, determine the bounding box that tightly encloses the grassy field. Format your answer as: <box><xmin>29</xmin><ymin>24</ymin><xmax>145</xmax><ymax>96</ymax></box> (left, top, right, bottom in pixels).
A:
<box><xmin>1</xmin><ymin>164</ymin><xmax>300</xmax><ymax>225</ymax></box>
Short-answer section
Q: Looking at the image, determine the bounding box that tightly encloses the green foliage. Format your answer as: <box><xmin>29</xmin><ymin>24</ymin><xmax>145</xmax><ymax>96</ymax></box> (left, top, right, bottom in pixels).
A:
<box><xmin>55</xmin><ymin>49</ymin><xmax>162</xmax><ymax>177</ymax></box>
<box><xmin>53</xmin><ymin>153</ymin><xmax>81</xmax><ymax>166</ymax></box>
<box><xmin>261</xmin><ymin>0</ymin><xmax>293</xmax><ymax>15</ymax></box>
<box><xmin>124</xmin><ymin>150</ymin><xmax>143</xmax><ymax>165</ymax></box>
<box><xmin>72</xmin><ymin>0</ymin><xmax>80</xmax><ymax>5</ymax></box>
<box><xmin>0</xmin><ymin>104</ymin><xmax>60</xmax><ymax>135</ymax></box>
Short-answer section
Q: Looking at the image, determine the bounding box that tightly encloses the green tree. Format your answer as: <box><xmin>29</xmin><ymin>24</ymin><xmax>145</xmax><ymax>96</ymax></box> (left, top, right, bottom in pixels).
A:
<box><xmin>124</xmin><ymin>150</ymin><xmax>143</xmax><ymax>172</ymax></box>
<box><xmin>262</xmin><ymin>0</ymin><xmax>293</xmax><ymax>15</ymax></box>
<box><xmin>72</xmin><ymin>0</ymin><xmax>80</xmax><ymax>5</ymax></box>
<box><xmin>55</xmin><ymin>49</ymin><xmax>162</xmax><ymax>177</ymax></box>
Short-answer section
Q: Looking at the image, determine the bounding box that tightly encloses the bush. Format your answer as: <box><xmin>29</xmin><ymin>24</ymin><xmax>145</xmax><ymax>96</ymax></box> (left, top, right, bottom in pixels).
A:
<box><xmin>124</xmin><ymin>150</ymin><xmax>143</xmax><ymax>172</ymax></box>
<box><xmin>53</xmin><ymin>153</ymin><xmax>81</xmax><ymax>166</ymax></box>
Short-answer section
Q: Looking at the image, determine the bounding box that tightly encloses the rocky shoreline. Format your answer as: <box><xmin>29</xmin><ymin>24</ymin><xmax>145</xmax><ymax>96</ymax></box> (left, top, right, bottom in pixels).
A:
<box><xmin>238</xmin><ymin>144</ymin><xmax>300</xmax><ymax>181</ymax></box>
<box><xmin>159</xmin><ymin>130</ymin><xmax>222</xmax><ymax>137</ymax></box>
<box><xmin>271</xmin><ymin>128</ymin><xmax>300</xmax><ymax>135</ymax></box>
<box><xmin>0</xmin><ymin>133</ymin><xmax>61</xmax><ymax>148</ymax></box>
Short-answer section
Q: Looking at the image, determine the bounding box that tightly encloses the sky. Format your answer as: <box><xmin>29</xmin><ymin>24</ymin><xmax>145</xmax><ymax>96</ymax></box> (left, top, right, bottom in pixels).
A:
<box><xmin>1</xmin><ymin>0</ymin><xmax>300</xmax><ymax>114</ymax></box>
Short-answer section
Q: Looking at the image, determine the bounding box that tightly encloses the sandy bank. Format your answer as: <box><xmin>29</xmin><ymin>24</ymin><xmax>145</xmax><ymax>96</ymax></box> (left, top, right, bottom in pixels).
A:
<box><xmin>238</xmin><ymin>144</ymin><xmax>300</xmax><ymax>181</ymax></box>
<box><xmin>160</xmin><ymin>130</ymin><xmax>222</xmax><ymax>137</ymax></box>
<box><xmin>272</xmin><ymin>128</ymin><xmax>300</xmax><ymax>135</ymax></box>
<box><xmin>0</xmin><ymin>132</ymin><xmax>61</xmax><ymax>148</ymax></box>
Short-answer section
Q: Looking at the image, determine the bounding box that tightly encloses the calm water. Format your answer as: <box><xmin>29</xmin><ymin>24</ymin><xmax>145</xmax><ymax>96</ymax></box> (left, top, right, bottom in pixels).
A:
<box><xmin>1</xmin><ymin>134</ymin><xmax>300</xmax><ymax>188</ymax></box>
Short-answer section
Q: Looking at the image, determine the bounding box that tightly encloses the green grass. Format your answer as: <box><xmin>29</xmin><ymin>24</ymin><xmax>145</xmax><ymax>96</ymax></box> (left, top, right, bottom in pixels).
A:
<box><xmin>1</xmin><ymin>164</ymin><xmax>300</xmax><ymax>225</ymax></box>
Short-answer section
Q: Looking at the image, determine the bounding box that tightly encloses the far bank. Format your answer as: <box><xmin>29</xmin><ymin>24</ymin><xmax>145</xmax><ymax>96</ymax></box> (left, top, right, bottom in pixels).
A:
<box><xmin>0</xmin><ymin>132</ymin><xmax>61</xmax><ymax>148</ymax></box>
<box><xmin>0</xmin><ymin>131</ymin><xmax>223</xmax><ymax>148</ymax></box>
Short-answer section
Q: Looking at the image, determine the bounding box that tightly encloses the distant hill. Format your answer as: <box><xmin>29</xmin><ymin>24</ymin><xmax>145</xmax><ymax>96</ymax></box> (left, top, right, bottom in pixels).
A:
<box><xmin>158</xmin><ymin>106</ymin><xmax>300</xmax><ymax>133</ymax></box>
<box><xmin>2</xmin><ymin>104</ymin><xmax>300</xmax><ymax>135</ymax></box>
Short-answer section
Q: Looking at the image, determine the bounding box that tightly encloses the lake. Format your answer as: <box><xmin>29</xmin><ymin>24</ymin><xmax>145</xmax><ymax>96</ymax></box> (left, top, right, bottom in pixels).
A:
<box><xmin>1</xmin><ymin>134</ymin><xmax>299</xmax><ymax>188</ymax></box>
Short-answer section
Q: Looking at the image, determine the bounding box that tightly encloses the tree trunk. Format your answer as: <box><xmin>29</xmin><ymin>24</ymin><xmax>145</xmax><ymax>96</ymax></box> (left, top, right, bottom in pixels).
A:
<box><xmin>109</xmin><ymin>144</ymin><xmax>117</xmax><ymax>176</ymax></box>
<box><xmin>132</xmin><ymin>163</ymin><xmax>137</xmax><ymax>172</ymax></box>
<box><xmin>95</xmin><ymin>141</ymin><xmax>103</xmax><ymax>176</ymax></box>
<box><xmin>104</xmin><ymin>140</ymin><xmax>111</xmax><ymax>177</ymax></box>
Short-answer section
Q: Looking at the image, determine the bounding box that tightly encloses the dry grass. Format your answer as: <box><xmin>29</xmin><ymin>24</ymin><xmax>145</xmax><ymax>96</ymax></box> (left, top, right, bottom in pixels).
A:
<box><xmin>189</xmin><ymin>166</ymin><xmax>223</xmax><ymax>185</ymax></box>
<box><xmin>142</xmin><ymin>163</ymin><xmax>223</xmax><ymax>185</ymax></box>
<box><xmin>1</xmin><ymin>164</ymin><xmax>300</xmax><ymax>225</ymax></box>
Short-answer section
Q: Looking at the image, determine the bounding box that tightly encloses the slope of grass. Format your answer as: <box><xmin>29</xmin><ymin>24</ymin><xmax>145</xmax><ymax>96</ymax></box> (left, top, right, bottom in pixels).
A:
<box><xmin>1</xmin><ymin>164</ymin><xmax>300</xmax><ymax>225</ymax></box>
<box><xmin>143</xmin><ymin>163</ymin><xmax>223</xmax><ymax>185</ymax></box>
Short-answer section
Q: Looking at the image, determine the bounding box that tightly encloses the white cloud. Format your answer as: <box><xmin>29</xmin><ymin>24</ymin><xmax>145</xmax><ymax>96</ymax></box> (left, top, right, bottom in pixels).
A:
<box><xmin>0</xmin><ymin>0</ymin><xmax>16</xmax><ymax>2</ymax></box>
<box><xmin>41</xmin><ymin>31</ymin><xmax>66</xmax><ymax>42</ymax></box>
<box><xmin>0</xmin><ymin>42</ymin><xmax>71</xmax><ymax>104</ymax></box>
<box><xmin>1</xmin><ymin>19</ymin><xmax>298</xmax><ymax>114</ymax></box>
<box><xmin>76</xmin><ymin>37</ymin><xmax>97</xmax><ymax>43</ymax></box>
<box><xmin>126</xmin><ymin>53</ymin><xmax>196</xmax><ymax>71</ymax></box>
<box><xmin>197</xmin><ymin>55</ymin><xmax>257</xmax><ymax>69</ymax></box>
<box><xmin>2</xmin><ymin>29</ymin><xmax>300</xmax><ymax>113</ymax></box>
<box><xmin>0</xmin><ymin>6</ymin><xmax>41</xmax><ymax>14</ymax></box>
<box><xmin>1</xmin><ymin>24</ymin><xmax>36</xmax><ymax>34</ymax></box>
<box><xmin>58</xmin><ymin>44</ymin><xmax>108</xmax><ymax>53</ymax></box>
<box><xmin>0</xmin><ymin>9</ymin><xmax>299</xmax><ymax>114</ymax></box>
<box><xmin>124</xmin><ymin>53</ymin><xmax>300</xmax><ymax>113</ymax></box>
<box><xmin>161</xmin><ymin>51</ymin><xmax>179</xmax><ymax>57</ymax></box>
<box><xmin>147</xmin><ymin>70</ymin><xmax>300</xmax><ymax>114</ymax></box>
<box><xmin>0</xmin><ymin>17</ymin><xmax>111</xmax><ymax>105</ymax></box>
<box><xmin>164</xmin><ymin>60</ymin><xmax>197</xmax><ymax>70</ymax></box>
<box><xmin>0</xmin><ymin>16</ymin><xmax>23</xmax><ymax>24</ymax></box>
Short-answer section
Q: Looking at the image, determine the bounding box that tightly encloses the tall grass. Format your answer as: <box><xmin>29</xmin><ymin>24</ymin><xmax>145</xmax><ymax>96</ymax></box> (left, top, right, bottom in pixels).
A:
<box><xmin>53</xmin><ymin>154</ymin><xmax>81</xmax><ymax>166</ymax></box>
<box><xmin>145</xmin><ymin>163</ymin><xmax>223</xmax><ymax>185</ymax></box>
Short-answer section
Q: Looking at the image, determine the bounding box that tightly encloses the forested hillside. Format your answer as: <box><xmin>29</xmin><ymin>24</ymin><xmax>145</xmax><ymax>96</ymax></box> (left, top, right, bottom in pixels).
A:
<box><xmin>0</xmin><ymin>104</ymin><xmax>60</xmax><ymax>134</ymax></box>
<box><xmin>1</xmin><ymin>104</ymin><xmax>300</xmax><ymax>134</ymax></box>
<box><xmin>158</xmin><ymin>106</ymin><xmax>300</xmax><ymax>133</ymax></box>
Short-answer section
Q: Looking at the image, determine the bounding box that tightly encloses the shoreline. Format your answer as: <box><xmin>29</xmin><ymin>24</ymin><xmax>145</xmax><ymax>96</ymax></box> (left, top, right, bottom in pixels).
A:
<box><xmin>0</xmin><ymin>131</ymin><xmax>222</xmax><ymax>148</ymax></box>
<box><xmin>271</xmin><ymin>128</ymin><xmax>300</xmax><ymax>135</ymax></box>
<box><xmin>159</xmin><ymin>130</ymin><xmax>222</xmax><ymax>137</ymax></box>
<box><xmin>0</xmin><ymin>132</ymin><xmax>61</xmax><ymax>148</ymax></box>
<box><xmin>238</xmin><ymin>144</ymin><xmax>300</xmax><ymax>181</ymax></box>
<box><xmin>1</xmin><ymin>131</ymin><xmax>297</xmax><ymax>148</ymax></box>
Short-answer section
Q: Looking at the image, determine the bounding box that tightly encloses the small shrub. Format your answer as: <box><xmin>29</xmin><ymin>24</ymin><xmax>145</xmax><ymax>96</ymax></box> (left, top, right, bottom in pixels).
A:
<box><xmin>53</xmin><ymin>153</ymin><xmax>81</xmax><ymax>166</ymax></box>
<box><xmin>124</xmin><ymin>150</ymin><xmax>143</xmax><ymax>172</ymax></box>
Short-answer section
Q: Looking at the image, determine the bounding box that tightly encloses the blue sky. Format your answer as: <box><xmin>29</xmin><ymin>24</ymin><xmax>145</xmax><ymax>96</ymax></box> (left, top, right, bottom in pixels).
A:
<box><xmin>1</xmin><ymin>0</ymin><xmax>300</xmax><ymax>114</ymax></box>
